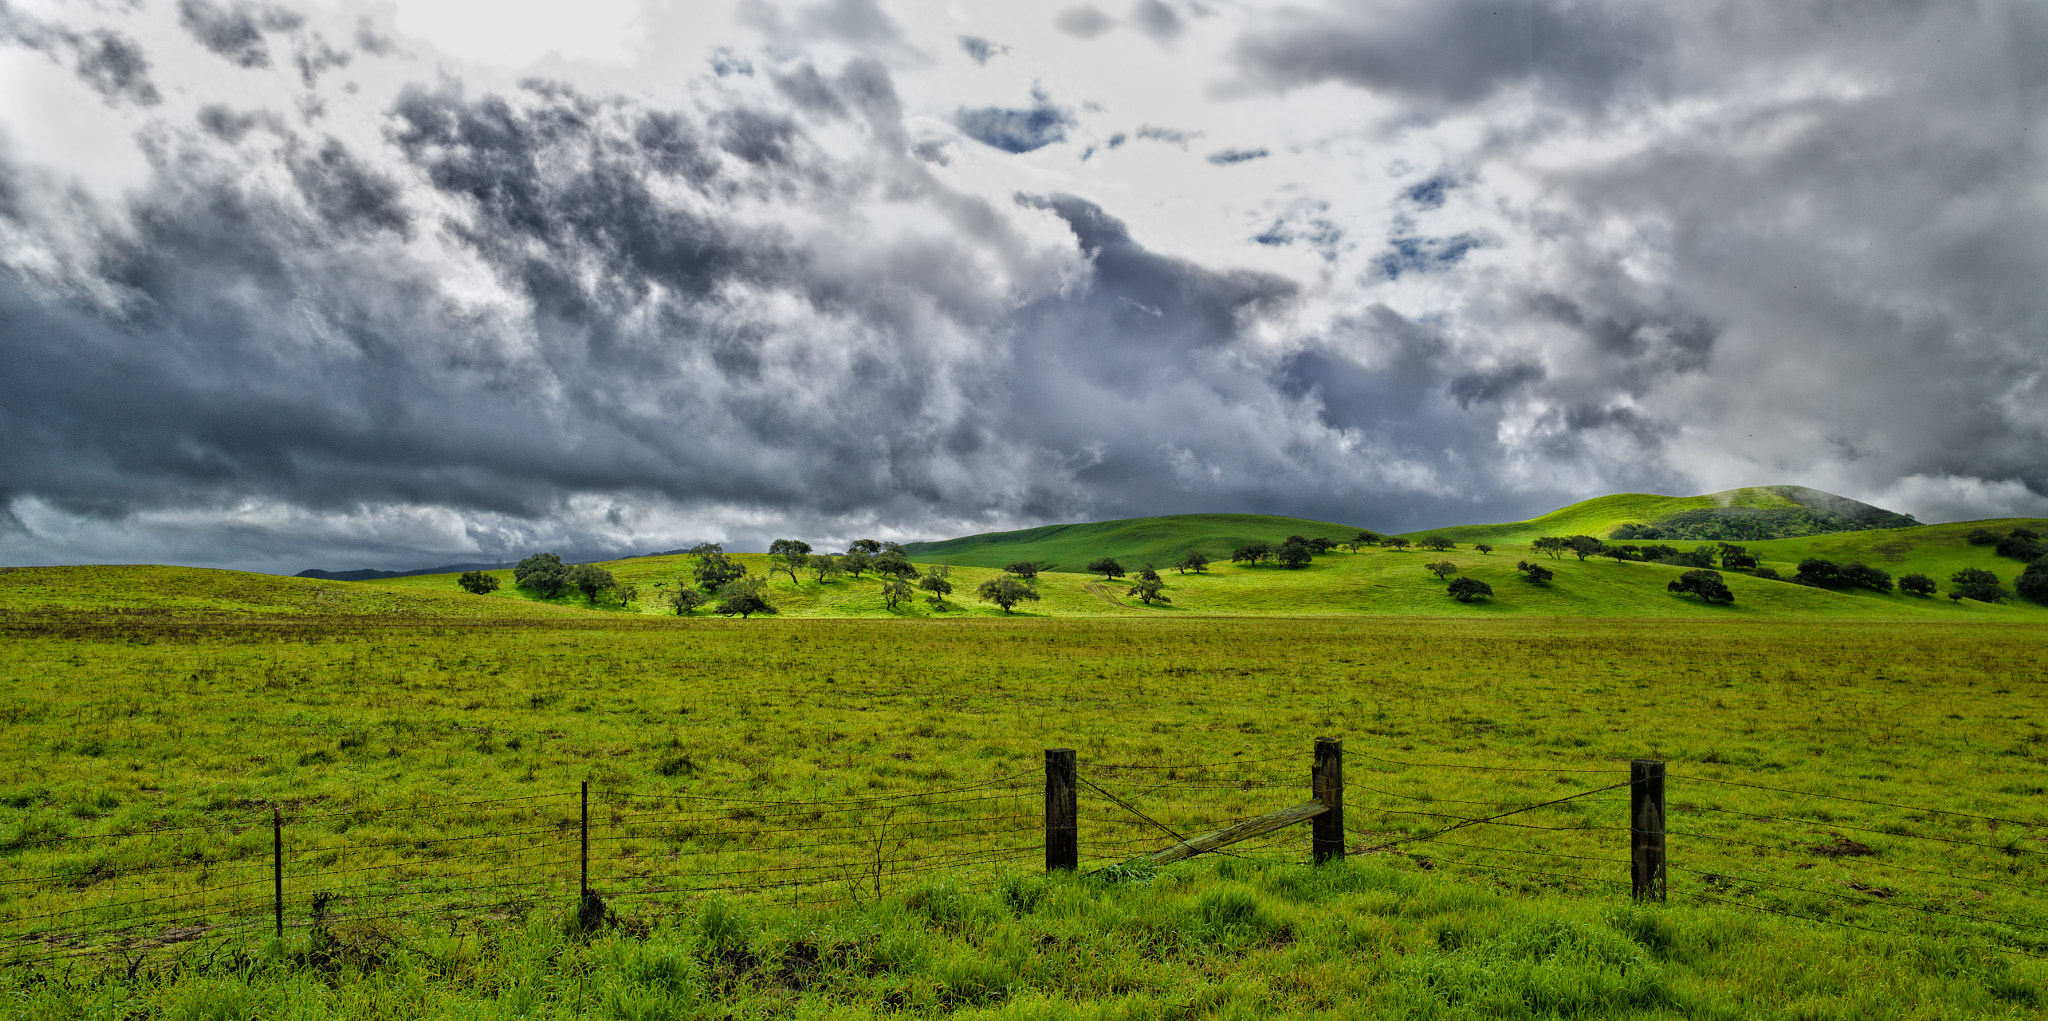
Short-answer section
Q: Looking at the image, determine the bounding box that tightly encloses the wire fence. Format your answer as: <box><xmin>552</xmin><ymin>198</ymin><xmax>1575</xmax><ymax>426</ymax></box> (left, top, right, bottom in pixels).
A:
<box><xmin>4</xmin><ymin>744</ymin><xmax>2046</xmax><ymax>971</ymax></box>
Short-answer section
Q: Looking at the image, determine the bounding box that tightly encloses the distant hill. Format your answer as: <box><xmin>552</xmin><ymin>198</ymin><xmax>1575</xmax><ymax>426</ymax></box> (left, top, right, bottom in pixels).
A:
<box><xmin>901</xmin><ymin>513</ymin><xmax>1366</xmax><ymax>571</ymax></box>
<box><xmin>1401</xmin><ymin>486</ymin><xmax>1916</xmax><ymax>545</ymax></box>
<box><xmin>296</xmin><ymin>561</ymin><xmax>515</xmax><ymax>582</ymax></box>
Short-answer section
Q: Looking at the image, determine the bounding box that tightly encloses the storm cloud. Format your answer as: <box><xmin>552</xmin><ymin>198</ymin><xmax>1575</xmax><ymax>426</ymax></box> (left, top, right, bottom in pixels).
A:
<box><xmin>0</xmin><ymin>0</ymin><xmax>2043</xmax><ymax>571</ymax></box>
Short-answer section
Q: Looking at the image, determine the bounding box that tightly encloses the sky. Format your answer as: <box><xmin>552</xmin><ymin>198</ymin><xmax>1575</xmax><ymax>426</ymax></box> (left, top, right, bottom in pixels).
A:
<box><xmin>0</xmin><ymin>0</ymin><xmax>2043</xmax><ymax>572</ymax></box>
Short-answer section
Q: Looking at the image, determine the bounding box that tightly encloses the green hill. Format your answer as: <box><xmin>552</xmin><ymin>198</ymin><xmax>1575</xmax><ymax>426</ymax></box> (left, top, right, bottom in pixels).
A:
<box><xmin>900</xmin><ymin>513</ymin><xmax>1366</xmax><ymax>572</ymax></box>
<box><xmin>1401</xmin><ymin>485</ymin><xmax>1916</xmax><ymax>545</ymax></box>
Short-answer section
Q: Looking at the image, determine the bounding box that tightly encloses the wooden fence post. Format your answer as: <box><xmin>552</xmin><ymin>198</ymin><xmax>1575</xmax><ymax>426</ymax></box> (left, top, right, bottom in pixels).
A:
<box><xmin>1630</xmin><ymin>759</ymin><xmax>1666</xmax><ymax>902</ymax></box>
<box><xmin>272</xmin><ymin>806</ymin><xmax>283</xmax><ymax>939</ymax></box>
<box><xmin>579</xmin><ymin>780</ymin><xmax>590</xmax><ymax>902</ymax></box>
<box><xmin>1045</xmin><ymin>749</ymin><xmax>1076</xmax><ymax>872</ymax></box>
<box><xmin>1313</xmin><ymin>738</ymin><xmax>1344</xmax><ymax>864</ymax></box>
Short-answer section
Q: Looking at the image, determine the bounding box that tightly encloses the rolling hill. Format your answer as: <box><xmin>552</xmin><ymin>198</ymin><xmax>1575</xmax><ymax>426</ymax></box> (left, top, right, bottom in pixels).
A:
<box><xmin>899</xmin><ymin>513</ymin><xmax>1365</xmax><ymax>572</ymax></box>
<box><xmin>1396</xmin><ymin>485</ymin><xmax>1917</xmax><ymax>545</ymax></box>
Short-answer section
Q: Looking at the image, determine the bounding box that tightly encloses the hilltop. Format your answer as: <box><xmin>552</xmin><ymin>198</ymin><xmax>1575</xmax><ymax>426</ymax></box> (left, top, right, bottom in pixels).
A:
<box><xmin>1400</xmin><ymin>485</ymin><xmax>1916</xmax><ymax>545</ymax></box>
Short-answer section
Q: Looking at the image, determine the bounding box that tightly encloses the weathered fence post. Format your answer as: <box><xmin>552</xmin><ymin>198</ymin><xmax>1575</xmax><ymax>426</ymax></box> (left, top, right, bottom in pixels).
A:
<box><xmin>1313</xmin><ymin>738</ymin><xmax>1344</xmax><ymax>864</ymax></box>
<box><xmin>1045</xmin><ymin>749</ymin><xmax>1077</xmax><ymax>872</ymax></box>
<box><xmin>579</xmin><ymin>780</ymin><xmax>590</xmax><ymax>901</ymax></box>
<box><xmin>272</xmin><ymin>806</ymin><xmax>283</xmax><ymax>939</ymax></box>
<box><xmin>1630</xmin><ymin>759</ymin><xmax>1666</xmax><ymax>901</ymax></box>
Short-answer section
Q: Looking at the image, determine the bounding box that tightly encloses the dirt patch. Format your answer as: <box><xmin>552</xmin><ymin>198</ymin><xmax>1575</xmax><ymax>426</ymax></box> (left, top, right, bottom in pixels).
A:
<box><xmin>1811</xmin><ymin>836</ymin><xmax>1876</xmax><ymax>858</ymax></box>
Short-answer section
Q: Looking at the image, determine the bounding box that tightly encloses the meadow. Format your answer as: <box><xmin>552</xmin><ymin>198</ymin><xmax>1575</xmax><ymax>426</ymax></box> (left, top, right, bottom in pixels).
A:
<box><xmin>2</xmin><ymin>574</ymin><xmax>2047</xmax><ymax>1017</ymax></box>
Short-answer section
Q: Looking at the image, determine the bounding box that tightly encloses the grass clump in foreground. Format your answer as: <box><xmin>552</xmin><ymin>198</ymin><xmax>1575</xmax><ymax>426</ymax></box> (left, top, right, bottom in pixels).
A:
<box><xmin>6</xmin><ymin>857</ymin><xmax>2041</xmax><ymax>1020</ymax></box>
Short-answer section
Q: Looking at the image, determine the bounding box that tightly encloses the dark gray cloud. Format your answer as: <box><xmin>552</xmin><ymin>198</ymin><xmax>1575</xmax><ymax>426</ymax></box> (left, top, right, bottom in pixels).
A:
<box><xmin>955</xmin><ymin>88</ymin><xmax>1073</xmax><ymax>152</ymax></box>
<box><xmin>958</xmin><ymin>35</ymin><xmax>1004</xmax><ymax>65</ymax></box>
<box><xmin>1132</xmin><ymin>0</ymin><xmax>1182</xmax><ymax>42</ymax></box>
<box><xmin>176</xmin><ymin>0</ymin><xmax>302</xmax><ymax>69</ymax></box>
<box><xmin>1054</xmin><ymin>6</ymin><xmax>1114</xmax><ymax>39</ymax></box>
<box><xmin>1232</xmin><ymin>0</ymin><xmax>1667</xmax><ymax>112</ymax></box>
<box><xmin>0</xmin><ymin>5</ymin><xmax>161</xmax><ymax>106</ymax></box>
<box><xmin>1206</xmin><ymin>147</ymin><xmax>1267</xmax><ymax>165</ymax></box>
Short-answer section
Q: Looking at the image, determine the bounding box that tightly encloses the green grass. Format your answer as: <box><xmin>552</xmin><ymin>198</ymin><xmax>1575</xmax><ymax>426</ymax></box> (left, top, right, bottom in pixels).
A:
<box><xmin>2</xmin><ymin>592</ymin><xmax>2048</xmax><ymax>1016</ymax></box>
<box><xmin>901</xmin><ymin>513</ymin><xmax>1365</xmax><ymax>572</ymax></box>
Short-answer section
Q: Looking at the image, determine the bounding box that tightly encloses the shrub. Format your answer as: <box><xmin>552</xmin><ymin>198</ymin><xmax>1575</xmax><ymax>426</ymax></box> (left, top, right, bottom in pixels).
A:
<box><xmin>1516</xmin><ymin>561</ymin><xmax>1553</xmax><ymax>584</ymax></box>
<box><xmin>1950</xmin><ymin>568</ymin><xmax>2008</xmax><ymax>603</ymax></box>
<box><xmin>1718</xmin><ymin>544</ymin><xmax>1758</xmax><ymax>570</ymax></box>
<box><xmin>1898</xmin><ymin>573</ymin><xmax>1936</xmax><ymax>596</ymax></box>
<box><xmin>1447</xmin><ymin>577</ymin><xmax>1493</xmax><ymax>603</ymax></box>
<box><xmin>977</xmin><ymin>577</ymin><xmax>1039</xmax><ymax>613</ymax></box>
<box><xmin>1667</xmin><ymin>569</ymin><xmax>1735</xmax><ymax>603</ymax></box>
<box><xmin>457</xmin><ymin>571</ymin><xmax>499</xmax><ymax>595</ymax></box>
<box><xmin>1966</xmin><ymin>528</ymin><xmax>2002</xmax><ymax>546</ymax></box>
<box><xmin>2017</xmin><ymin>560</ymin><xmax>2048</xmax><ymax>605</ymax></box>
<box><xmin>1753</xmin><ymin>567</ymin><xmax>1781</xmax><ymax>580</ymax></box>
<box><xmin>513</xmin><ymin>553</ymin><xmax>569</xmax><ymax>597</ymax></box>
<box><xmin>1996</xmin><ymin>530</ymin><xmax>2044</xmax><ymax>561</ymax></box>
<box><xmin>713</xmin><ymin>577</ymin><xmax>776</xmax><ymax>618</ymax></box>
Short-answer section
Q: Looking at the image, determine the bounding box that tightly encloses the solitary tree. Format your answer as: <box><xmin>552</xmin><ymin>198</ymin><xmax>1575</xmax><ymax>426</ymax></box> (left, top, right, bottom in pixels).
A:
<box><xmin>1418</xmin><ymin>535</ymin><xmax>1456</xmax><ymax>551</ymax></box>
<box><xmin>1667</xmin><ymin>569</ymin><xmax>1735</xmax><ymax>603</ymax></box>
<box><xmin>457</xmin><ymin>570</ymin><xmax>500</xmax><ymax>595</ymax></box>
<box><xmin>1516</xmin><ymin>561</ymin><xmax>1553</xmax><ymax>584</ymax></box>
<box><xmin>693</xmin><ymin>549</ymin><xmax>747</xmax><ymax>590</ymax></box>
<box><xmin>919</xmin><ymin>565</ymin><xmax>953</xmax><ymax>607</ymax></box>
<box><xmin>1381</xmin><ymin>536</ymin><xmax>1411</xmax><ymax>551</ymax></box>
<box><xmin>1085</xmin><ymin>557</ymin><xmax>1125</xmax><ymax>580</ymax></box>
<box><xmin>1473</xmin><ymin>543</ymin><xmax>1493</xmax><ymax>555</ymax></box>
<box><xmin>1004</xmin><ymin>561</ymin><xmax>1039</xmax><ymax>580</ymax></box>
<box><xmin>1126</xmin><ymin>566</ymin><xmax>1170</xmax><ymax>605</ymax></box>
<box><xmin>880</xmin><ymin>577</ymin><xmax>915</xmax><ymax>610</ymax></box>
<box><xmin>1898</xmin><ymin>573</ymin><xmax>1936</xmax><ymax>596</ymax></box>
<box><xmin>514</xmin><ymin>553</ymin><xmax>570</xmax><ymax>597</ymax></box>
<box><xmin>1424</xmin><ymin>561</ymin><xmax>1459</xmax><ymax>580</ymax></box>
<box><xmin>768</xmin><ymin>539</ymin><xmax>813</xmax><ymax>584</ymax></box>
<box><xmin>1230</xmin><ymin>542</ymin><xmax>1273</xmax><ymax>565</ymax></box>
<box><xmin>977</xmin><ymin>576</ymin><xmax>1040</xmax><ymax>613</ymax></box>
<box><xmin>1173</xmin><ymin>550</ymin><xmax>1209</xmax><ymax>574</ymax></box>
<box><xmin>1564</xmin><ymin>536</ymin><xmax>1604</xmax><ymax>561</ymax></box>
<box><xmin>1307</xmin><ymin>537</ymin><xmax>1339</xmax><ymax>554</ymax></box>
<box><xmin>714</xmin><ymin>577</ymin><xmax>776</xmax><ymax>618</ymax></box>
<box><xmin>568</xmin><ymin>563</ymin><xmax>617</xmax><ymax>603</ymax></box>
<box><xmin>1348</xmin><ymin>531</ymin><xmax>1380</xmax><ymax>551</ymax></box>
<box><xmin>1532</xmin><ymin>537</ymin><xmax>1566</xmax><ymax>560</ymax></box>
<box><xmin>1446</xmin><ymin>577</ymin><xmax>1493</xmax><ymax>603</ymax></box>
<box><xmin>1275</xmin><ymin>537</ymin><xmax>1314</xmax><ymax>569</ymax></box>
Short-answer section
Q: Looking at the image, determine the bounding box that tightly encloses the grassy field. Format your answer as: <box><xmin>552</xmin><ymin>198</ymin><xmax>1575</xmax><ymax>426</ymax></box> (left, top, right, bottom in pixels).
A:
<box><xmin>2</xmin><ymin>574</ymin><xmax>2047</xmax><ymax>1016</ymax></box>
